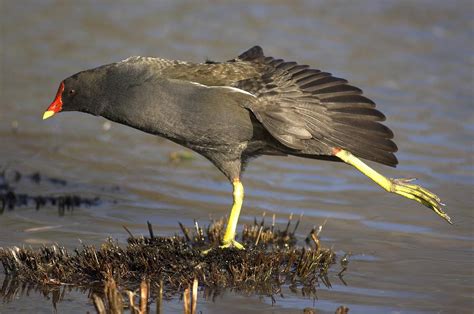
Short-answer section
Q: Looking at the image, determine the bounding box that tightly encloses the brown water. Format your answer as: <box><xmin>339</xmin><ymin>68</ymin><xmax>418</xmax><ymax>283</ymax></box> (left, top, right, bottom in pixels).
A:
<box><xmin>1</xmin><ymin>0</ymin><xmax>473</xmax><ymax>313</ymax></box>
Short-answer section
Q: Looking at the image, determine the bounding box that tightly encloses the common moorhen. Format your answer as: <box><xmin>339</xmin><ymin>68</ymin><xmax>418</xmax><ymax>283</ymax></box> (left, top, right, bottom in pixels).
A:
<box><xmin>43</xmin><ymin>46</ymin><xmax>451</xmax><ymax>249</ymax></box>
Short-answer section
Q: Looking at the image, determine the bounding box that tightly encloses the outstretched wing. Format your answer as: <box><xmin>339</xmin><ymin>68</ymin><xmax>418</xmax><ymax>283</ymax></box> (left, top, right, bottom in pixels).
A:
<box><xmin>232</xmin><ymin>46</ymin><xmax>398</xmax><ymax>167</ymax></box>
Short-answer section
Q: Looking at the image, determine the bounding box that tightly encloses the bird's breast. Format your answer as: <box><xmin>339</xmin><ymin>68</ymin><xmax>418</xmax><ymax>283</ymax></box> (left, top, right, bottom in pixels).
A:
<box><xmin>102</xmin><ymin>77</ymin><xmax>257</xmax><ymax>148</ymax></box>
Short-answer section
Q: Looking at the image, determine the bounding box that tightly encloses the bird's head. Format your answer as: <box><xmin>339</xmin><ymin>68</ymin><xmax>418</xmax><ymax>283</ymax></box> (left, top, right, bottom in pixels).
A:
<box><xmin>43</xmin><ymin>68</ymin><xmax>108</xmax><ymax>120</ymax></box>
<box><xmin>43</xmin><ymin>61</ymin><xmax>165</xmax><ymax>128</ymax></box>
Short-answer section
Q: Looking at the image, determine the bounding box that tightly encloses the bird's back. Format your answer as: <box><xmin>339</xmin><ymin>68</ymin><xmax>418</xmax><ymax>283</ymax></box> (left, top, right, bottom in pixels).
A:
<box><xmin>102</xmin><ymin>46</ymin><xmax>398</xmax><ymax>167</ymax></box>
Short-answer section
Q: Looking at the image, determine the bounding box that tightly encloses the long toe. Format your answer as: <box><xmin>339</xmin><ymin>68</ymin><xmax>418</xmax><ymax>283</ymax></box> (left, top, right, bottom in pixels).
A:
<box><xmin>201</xmin><ymin>239</ymin><xmax>245</xmax><ymax>255</ymax></box>
<box><xmin>390</xmin><ymin>178</ymin><xmax>452</xmax><ymax>224</ymax></box>
<box><xmin>220</xmin><ymin>239</ymin><xmax>245</xmax><ymax>250</ymax></box>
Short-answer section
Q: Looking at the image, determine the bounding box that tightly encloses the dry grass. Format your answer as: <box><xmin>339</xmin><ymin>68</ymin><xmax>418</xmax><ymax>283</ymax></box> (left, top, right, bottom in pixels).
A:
<box><xmin>0</xmin><ymin>216</ymin><xmax>343</xmax><ymax>304</ymax></box>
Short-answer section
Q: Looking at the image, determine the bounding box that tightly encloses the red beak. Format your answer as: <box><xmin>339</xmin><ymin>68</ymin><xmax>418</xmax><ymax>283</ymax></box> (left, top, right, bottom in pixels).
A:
<box><xmin>43</xmin><ymin>82</ymin><xmax>64</xmax><ymax>120</ymax></box>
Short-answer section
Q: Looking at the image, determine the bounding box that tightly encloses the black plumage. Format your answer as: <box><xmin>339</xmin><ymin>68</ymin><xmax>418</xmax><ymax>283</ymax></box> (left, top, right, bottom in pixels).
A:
<box><xmin>44</xmin><ymin>46</ymin><xmax>451</xmax><ymax>247</ymax></box>
<box><xmin>232</xmin><ymin>46</ymin><xmax>397</xmax><ymax>167</ymax></box>
<box><xmin>46</xmin><ymin>46</ymin><xmax>398</xmax><ymax>180</ymax></box>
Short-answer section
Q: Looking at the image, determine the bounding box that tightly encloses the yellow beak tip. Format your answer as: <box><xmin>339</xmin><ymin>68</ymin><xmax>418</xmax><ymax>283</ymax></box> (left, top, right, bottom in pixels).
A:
<box><xmin>42</xmin><ymin>111</ymin><xmax>55</xmax><ymax>120</ymax></box>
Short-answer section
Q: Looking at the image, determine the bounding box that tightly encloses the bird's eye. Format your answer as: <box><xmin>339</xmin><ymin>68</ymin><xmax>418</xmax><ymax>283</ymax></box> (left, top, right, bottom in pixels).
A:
<box><xmin>69</xmin><ymin>89</ymin><xmax>76</xmax><ymax>96</ymax></box>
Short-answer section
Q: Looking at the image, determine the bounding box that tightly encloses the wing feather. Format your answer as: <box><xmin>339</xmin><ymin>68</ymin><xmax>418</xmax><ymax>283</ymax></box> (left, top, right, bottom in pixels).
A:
<box><xmin>233</xmin><ymin>46</ymin><xmax>398</xmax><ymax>166</ymax></box>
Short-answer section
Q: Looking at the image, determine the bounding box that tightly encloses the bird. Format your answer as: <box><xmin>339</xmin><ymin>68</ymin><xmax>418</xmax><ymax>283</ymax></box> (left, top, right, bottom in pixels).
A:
<box><xmin>43</xmin><ymin>46</ymin><xmax>451</xmax><ymax>249</ymax></box>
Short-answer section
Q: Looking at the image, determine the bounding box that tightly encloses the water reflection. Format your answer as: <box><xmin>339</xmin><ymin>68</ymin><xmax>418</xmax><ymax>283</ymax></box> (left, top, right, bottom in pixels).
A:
<box><xmin>1</xmin><ymin>0</ymin><xmax>473</xmax><ymax>313</ymax></box>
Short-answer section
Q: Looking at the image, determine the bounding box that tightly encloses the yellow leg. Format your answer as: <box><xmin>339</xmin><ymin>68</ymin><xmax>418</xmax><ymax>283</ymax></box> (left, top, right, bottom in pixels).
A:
<box><xmin>334</xmin><ymin>149</ymin><xmax>452</xmax><ymax>224</ymax></box>
<box><xmin>221</xmin><ymin>179</ymin><xmax>245</xmax><ymax>249</ymax></box>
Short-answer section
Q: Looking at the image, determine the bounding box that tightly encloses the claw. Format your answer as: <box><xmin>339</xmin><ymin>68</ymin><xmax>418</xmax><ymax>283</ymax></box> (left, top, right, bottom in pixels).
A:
<box><xmin>389</xmin><ymin>178</ymin><xmax>452</xmax><ymax>224</ymax></box>
<box><xmin>398</xmin><ymin>178</ymin><xmax>417</xmax><ymax>183</ymax></box>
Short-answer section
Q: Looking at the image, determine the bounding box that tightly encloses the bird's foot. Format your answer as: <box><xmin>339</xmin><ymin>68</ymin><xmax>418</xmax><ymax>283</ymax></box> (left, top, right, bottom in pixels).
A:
<box><xmin>219</xmin><ymin>239</ymin><xmax>245</xmax><ymax>250</ymax></box>
<box><xmin>388</xmin><ymin>178</ymin><xmax>452</xmax><ymax>224</ymax></box>
<box><xmin>201</xmin><ymin>239</ymin><xmax>245</xmax><ymax>255</ymax></box>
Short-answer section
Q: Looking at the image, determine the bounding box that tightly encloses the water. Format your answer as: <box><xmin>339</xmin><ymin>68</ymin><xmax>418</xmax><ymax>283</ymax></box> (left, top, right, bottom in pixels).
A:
<box><xmin>1</xmin><ymin>0</ymin><xmax>473</xmax><ymax>313</ymax></box>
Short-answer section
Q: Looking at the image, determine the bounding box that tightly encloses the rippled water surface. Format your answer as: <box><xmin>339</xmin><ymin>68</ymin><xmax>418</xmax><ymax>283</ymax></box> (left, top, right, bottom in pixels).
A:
<box><xmin>1</xmin><ymin>1</ymin><xmax>473</xmax><ymax>313</ymax></box>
